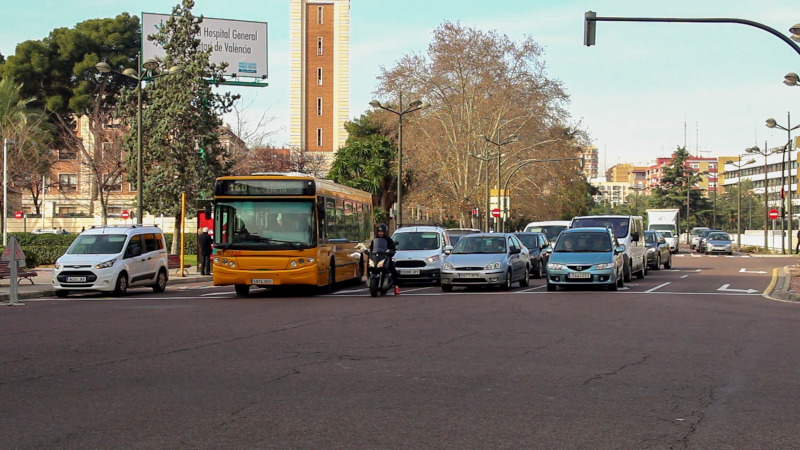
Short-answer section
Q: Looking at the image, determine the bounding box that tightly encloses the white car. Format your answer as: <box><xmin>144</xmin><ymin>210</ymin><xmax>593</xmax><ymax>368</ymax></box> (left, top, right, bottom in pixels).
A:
<box><xmin>392</xmin><ymin>226</ymin><xmax>452</xmax><ymax>285</ymax></box>
<box><xmin>53</xmin><ymin>225</ymin><xmax>169</xmax><ymax>297</ymax></box>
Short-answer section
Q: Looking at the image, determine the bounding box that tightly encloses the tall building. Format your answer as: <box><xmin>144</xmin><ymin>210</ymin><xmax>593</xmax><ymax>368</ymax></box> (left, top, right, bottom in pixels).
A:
<box><xmin>289</xmin><ymin>0</ymin><xmax>350</xmax><ymax>161</ymax></box>
<box><xmin>581</xmin><ymin>146</ymin><xmax>599</xmax><ymax>180</ymax></box>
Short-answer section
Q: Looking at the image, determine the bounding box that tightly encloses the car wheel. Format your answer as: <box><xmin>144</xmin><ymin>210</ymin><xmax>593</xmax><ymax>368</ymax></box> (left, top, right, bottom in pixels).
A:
<box><xmin>608</xmin><ymin>279</ymin><xmax>618</xmax><ymax>291</ymax></box>
<box><xmin>546</xmin><ymin>282</ymin><xmax>557</xmax><ymax>291</ymax></box>
<box><xmin>728</xmin><ymin>251</ymin><xmax>733</xmax><ymax>256</ymax></box>
<box><xmin>663</xmin><ymin>255</ymin><xmax>672</xmax><ymax>269</ymax></box>
<box><xmin>234</xmin><ymin>284</ymin><xmax>250</xmax><ymax>296</ymax></box>
<box><xmin>519</xmin><ymin>266</ymin><xmax>530</xmax><ymax>287</ymax></box>
<box><xmin>152</xmin><ymin>269</ymin><xmax>167</xmax><ymax>293</ymax></box>
<box><xmin>441</xmin><ymin>284</ymin><xmax>453</xmax><ymax>292</ymax></box>
<box><xmin>623</xmin><ymin>259</ymin><xmax>632</xmax><ymax>282</ymax></box>
<box><xmin>652</xmin><ymin>254</ymin><xmax>661</xmax><ymax>270</ymax></box>
<box><xmin>55</xmin><ymin>290</ymin><xmax>69</xmax><ymax>298</ymax></box>
<box><xmin>636</xmin><ymin>258</ymin><xmax>646</xmax><ymax>279</ymax></box>
<box><xmin>112</xmin><ymin>273</ymin><xmax>128</xmax><ymax>297</ymax></box>
<box><xmin>533</xmin><ymin>260</ymin><xmax>543</xmax><ymax>279</ymax></box>
<box><xmin>503</xmin><ymin>269</ymin><xmax>513</xmax><ymax>290</ymax></box>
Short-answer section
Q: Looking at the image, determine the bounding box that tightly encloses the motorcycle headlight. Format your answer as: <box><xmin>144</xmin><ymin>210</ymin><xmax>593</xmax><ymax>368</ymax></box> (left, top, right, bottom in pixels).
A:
<box><xmin>376</xmin><ymin>259</ymin><xmax>386</xmax><ymax>268</ymax></box>
<box><xmin>426</xmin><ymin>254</ymin><xmax>440</xmax><ymax>263</ymax></box>
<box><xmin>442</xmin><ymin>262</ymin><xmax>455</xmax><ymax>270</ymax></box>
<box><xmin>548</xmin><ymin>263</ymin><xmax>563</xmax><ymax>271</ymax></box>
<box><xmin>368</xmin><ymin>259</ymin><xmax>376</xmax><ymax>268</ymax></box>
<box><xmin>94</xmin><ymin>258</ymin><xmax>117</xmax><ymax>269</ymax></box>
<box><xmin>484</xmin><ymin>261</ymin><xmax>501</xmax><ymax>270</ymax></box>
<box><xmin>596</xmin><ymin>262</ymin><xmax>614</xmax><ymax>270</ymax></box>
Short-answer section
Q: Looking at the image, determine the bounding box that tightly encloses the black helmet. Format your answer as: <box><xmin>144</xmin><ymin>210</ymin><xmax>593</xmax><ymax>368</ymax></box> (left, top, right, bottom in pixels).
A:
<box><xmin>376</xmin><ymin>223</ymin><xmax>388</xmax><ymax>233</ymax></box>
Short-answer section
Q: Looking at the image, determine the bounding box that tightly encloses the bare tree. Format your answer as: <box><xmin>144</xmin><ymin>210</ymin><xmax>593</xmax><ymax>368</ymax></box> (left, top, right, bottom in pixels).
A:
<box><xmin>374</xmin><ymin>21</ymin><xmax>589</xmax><ymax>224</ymax></box>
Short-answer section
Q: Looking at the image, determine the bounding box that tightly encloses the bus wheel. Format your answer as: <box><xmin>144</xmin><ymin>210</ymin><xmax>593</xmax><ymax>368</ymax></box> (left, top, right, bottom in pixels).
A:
<box><xmin>234</xmin><ymin>285</ymin><xmax>250</xmax><ymax>296</ymax></box>
<box><xmin>326</xmin><ymin>259</ymin><xmax>335</xmax><ymax>293</ymax></box>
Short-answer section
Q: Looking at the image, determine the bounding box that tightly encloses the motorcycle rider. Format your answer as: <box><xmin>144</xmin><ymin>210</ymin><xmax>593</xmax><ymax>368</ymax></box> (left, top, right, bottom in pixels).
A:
<box><xmin>369</xmin><ymin>223</ymin><xmax>400</xmax><ymax>295</ymax></box>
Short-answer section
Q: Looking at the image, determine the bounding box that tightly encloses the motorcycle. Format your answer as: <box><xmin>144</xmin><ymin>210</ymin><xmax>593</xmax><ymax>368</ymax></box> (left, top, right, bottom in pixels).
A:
<box><xmin>366</xmin><ymin>240</ymin><xmax>396</xmax><ymax>297</ymax></box>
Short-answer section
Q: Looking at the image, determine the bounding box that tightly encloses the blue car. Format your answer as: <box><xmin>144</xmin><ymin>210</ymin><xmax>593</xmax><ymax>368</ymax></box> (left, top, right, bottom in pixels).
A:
<box><xmin>546</xmin><ymin>227</ymin><xmax>625</xmax><ymax>291</ymax></box>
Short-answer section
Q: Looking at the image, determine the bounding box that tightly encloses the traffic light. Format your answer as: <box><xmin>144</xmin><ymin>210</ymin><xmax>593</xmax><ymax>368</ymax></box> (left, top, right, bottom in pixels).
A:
<box><xmin>472</xmin><ymin>208</ymin><xmax>479</xmax><ymax>218</ymax></box>
<box><xmin>584</xmin><ymin>11</ymin><xmax>597</xmax><ymax>46</ymax></box>
<box><xmin>199</xmin><ymin>148</ymin><xmax>206</xmax><ymax>159</ymax></box>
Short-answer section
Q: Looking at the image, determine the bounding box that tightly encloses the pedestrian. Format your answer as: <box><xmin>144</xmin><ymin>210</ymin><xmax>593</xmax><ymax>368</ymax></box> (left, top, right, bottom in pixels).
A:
<box><xmin>198</xmin><ymin>227</ymin><xmax>213</xmax><ymax>275</ymax></box>
<box><xmin>796</xmin><ymin>228</ymin><xmax>800</xmax><ymax>254</ymax></box>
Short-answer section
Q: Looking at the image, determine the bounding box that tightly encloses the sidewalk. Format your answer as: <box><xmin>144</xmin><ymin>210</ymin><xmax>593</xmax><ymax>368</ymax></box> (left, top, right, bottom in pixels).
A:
<box><xmin>0</xmin><ymin>268</ymin><xmax>211</xmax><ymax>302</ymax></box>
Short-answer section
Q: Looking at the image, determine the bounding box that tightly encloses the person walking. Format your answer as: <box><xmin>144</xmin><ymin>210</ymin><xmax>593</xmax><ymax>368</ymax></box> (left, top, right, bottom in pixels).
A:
<box><xmin>796</xmin><ymin>228</ymin><xmax>800</xmax><ymax>254</ymax></box>
<box><xmin>198</xmin><ymin>227</ymin><xmax>213</xmax><ymax>275</ymax></box>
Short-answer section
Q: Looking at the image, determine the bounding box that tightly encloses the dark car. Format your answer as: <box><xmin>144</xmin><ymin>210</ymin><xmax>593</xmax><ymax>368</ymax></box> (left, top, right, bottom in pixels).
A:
<box><xmin>696</xmin><ymin>229</ymin><xmax>722</xmax><ymax>253</ymax></box>
<box><xmin>445</xmin><ymin>228</ymin><xmax>481</xmax><ymax>246</ymax></box>
<box><xmin>513</xmin><ymin>232</ymin><xmax>551</xmax><ymax>278</ymax></box>
<box><xmin>644</xmin><ymin>230</ymin><xmax>672</xmax><ymax>270</ymax></box>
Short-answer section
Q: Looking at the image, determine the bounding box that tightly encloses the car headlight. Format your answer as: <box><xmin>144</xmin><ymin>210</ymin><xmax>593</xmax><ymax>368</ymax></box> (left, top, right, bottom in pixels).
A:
<box><xmin>647</xmin><ymin>248</ymin><xmax>655</xmax><ymax>254</ymax></box>
<box><xmin>596</xmin><ymin>262</ymin><xmax>614</xmax><ymax>270</ymax></box>
<box><xmin>442</xmin><ymin>262</ymin><xmax>454</xmax><ymax>270</ymax></box>
<box><xmin>426</xmin><ymin>254</ymin><xmax>440</xmax><ymax>263</ymax></box>
<box><xmin>484</xmin><ymin>261</ymin><xmax>501</xmax><ymax>270</ymax></box>
<box><xmin>547</xmin><ymin>263</ymin><xmax>563</xmax><ymax>270</ymax></box>
<box><xmin>94</xmin><ymin>258</ymin><xmax>117</xmax><ymax>269</ymax></box>
<box><xmin>54</xmin><ymin>261</ymin><xmax>62</xmax><ymax>270</ymax></box>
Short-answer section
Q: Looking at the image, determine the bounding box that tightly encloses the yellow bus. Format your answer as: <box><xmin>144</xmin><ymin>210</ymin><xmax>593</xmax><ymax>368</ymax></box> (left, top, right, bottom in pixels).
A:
<box><xmin>211</xmin><ymin>173</ymin><xmax>373</xmax><ymax>296</ymax></box>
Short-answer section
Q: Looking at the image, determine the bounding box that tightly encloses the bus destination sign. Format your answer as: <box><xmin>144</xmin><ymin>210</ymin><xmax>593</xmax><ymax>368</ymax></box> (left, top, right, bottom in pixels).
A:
<box><xmin>216</xmin><ymin>179</ymin><xmax>316</xmax><ymax>196</ymax></box>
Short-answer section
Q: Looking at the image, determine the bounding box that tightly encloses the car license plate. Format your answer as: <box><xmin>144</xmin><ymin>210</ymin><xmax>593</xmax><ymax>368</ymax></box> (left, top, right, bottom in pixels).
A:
<box><xmin>459</xmin><ymin>272</ymin><xmax>481</xmax><ymax>278</ymax></box>
<box><xmin>66</xmin><ymin>276</ymin><xmax>87</xmax><ymax>282</ymax></box>
<box><xmin>400</xmin><ymin>269</ymin><xmax>420</xmax><ymax>275</ymax></box>
<box><xmin>568</xmin><ymin>272</ymin><xmax>591</xmax><ymax>279</ymax></box>
<box><xmin>251</xmin><ymin>278</ymin><xmax>273</xmax><ymax>284</ymax></box>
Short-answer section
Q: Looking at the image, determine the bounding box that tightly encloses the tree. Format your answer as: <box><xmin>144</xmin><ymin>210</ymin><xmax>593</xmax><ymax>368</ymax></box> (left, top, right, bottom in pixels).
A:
<box><xmin>1</xmin><ymin>14</ymin><xmax>141</xmax><ymax>221</ymax></box>
<box><xmin>118</xmin><ymin>0</ymin><xmax>238</xmax><ymax>252</ymax></box>
<box><xmin>650</xmin><ymin>146</ymin><xmax>712</xmax><ymax>230</ymax></box>
<box><xmin>374</xmin><ymin>21</ymin><xmax>586</xmax><ymax>226</ymax></box>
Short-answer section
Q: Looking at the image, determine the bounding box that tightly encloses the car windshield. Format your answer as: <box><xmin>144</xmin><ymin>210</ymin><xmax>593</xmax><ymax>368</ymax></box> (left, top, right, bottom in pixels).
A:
<box><xmin>524</xmin><ymin>225</ymin><xmax>566</xmax><ymax>241</ymax></box>
<box><xmin>708</xmin><ymin>233</ymin><xmax>730</xmax><ymax>240</ymax></box>
<box><xmin>515</xmin><ymin>234</ymin><xmax>542</xmax><ymax>249</ymax></box>
<box><xmin>660</xmin><ymin>231</ymin><xmax>673</xmax><ymax>237</ymax></box>
<box><xmin>67</xmin><ymin>234</ymin><xmax>127</xmax><ymax>255</ymax></box>
<box><xmin>571</xmin><ymin>218</ymin><xmax>629</xmax><ymax>239</ymax></box>
<box><xmin>452</xmin><ymin>236</ymin><xmax>507</xmax><ymax>254</ymax></box>
<box><xmin>645</xmin><ymin>233</ymin><xmax>658</xmax><ymax>244</ymax></box>
<box><xmin>394</xmin><ymin>232</ymin><xmax>440</xmax><ymax>250</ymax></box>
<box><xmin>554</xmin><ymin>232</ymin><xmax>612</xmax><ymax>252</ymax></box>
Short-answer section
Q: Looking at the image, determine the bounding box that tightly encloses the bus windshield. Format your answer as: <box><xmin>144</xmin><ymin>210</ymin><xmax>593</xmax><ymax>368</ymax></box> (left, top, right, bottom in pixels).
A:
<box><xmin>215</xmin><ymin>200</ymin><xmax>316</xmax><ymax>250</ymax></box>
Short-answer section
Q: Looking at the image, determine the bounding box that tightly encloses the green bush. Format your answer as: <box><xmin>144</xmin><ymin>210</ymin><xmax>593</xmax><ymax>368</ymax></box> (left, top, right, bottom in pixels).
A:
<box><xmin>165</xmin><ymin>233</ymin><xmax>198</xmax><ymax>255</ymax></box>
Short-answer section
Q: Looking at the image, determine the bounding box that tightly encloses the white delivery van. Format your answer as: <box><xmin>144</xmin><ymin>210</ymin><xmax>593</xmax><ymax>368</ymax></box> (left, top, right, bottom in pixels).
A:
<box><xmin>53</xmin><ymin>225</ymin><xmax>169</xmax><ymax>297</ymax></box>
<box><xmin>392</xmin><ymin>226</ymin><xmax>451</xmax><ymax>285</ymax></box>
<box><xmin>523</xmin><ymin>221</ymin><xmax>571</xmax><ymax>244</ymax></box>
<box><xmin>569</xmin><ymin>215</ymin><xmax>647</xmax><ymax>282</ymax></box>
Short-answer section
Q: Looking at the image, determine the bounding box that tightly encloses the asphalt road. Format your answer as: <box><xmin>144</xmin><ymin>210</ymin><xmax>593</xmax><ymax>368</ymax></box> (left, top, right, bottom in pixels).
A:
<box><xmin>2</xmin><ymin>252</ymin><xmax>799</xmax><ymax>449</ymax></box>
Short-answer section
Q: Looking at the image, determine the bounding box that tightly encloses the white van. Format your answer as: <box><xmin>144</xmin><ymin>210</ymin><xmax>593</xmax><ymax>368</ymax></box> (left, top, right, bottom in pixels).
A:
<box><xmin>53</xmin><ymin>225</ymin><xmax>169</xmax><ymax>297</ymax></box>
<box><xmin>569</xmin><ymin>215</ymin><xmax>647</xmax><ymax>282</ymax></box>
<box><xmin>392</xmin><ymin>226</ymin><xmax>452</xmax><ymax>285</ymax></box>
<box><xmin>523</xmin><ymin>221</ymin><xmax>570</xmax><ymax>244</ymax></box>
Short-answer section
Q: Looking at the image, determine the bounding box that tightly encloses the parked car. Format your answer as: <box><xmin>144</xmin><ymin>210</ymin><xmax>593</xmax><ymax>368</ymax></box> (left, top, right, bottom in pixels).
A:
<box><xmin>392</xmin><ymin>226</ymin><xmax>451</xmax><ymax>285</ymax></box>
<box><xmin>696</xmin><ymin>229</ymin><xmax>722</xmax><ymax>253</ymax></box>
<box><xmin>704</xmin><ymin>231</ymin><xmax>733</xmax><ymax>255</ymax></box>
<box><xmin>32</xmin><ymin>228</ymin><xmax>61</xmax><ymax>234</ymax></box>
<box><xmin>690</xmin><ymin>227</ymin><xmax>710</xmax><ymax>250</ymax></box>
<box><xmin>53</xmin><ymin>225</ymin><xmax>169</xmax><ymax>297</ymax></box>
<box><xmin>513</xmin><ymin>232</ymin><xmax>551</xmax><ymax>278</ymax></box>
<box><xmin>440</xmin><ymin>233</ymin><xmax>530</xmax><ymax>291</ymax></box>
<box><xmin>546</xmin><ymin>227</ymin><xmax>625</xmax><ymax>291</ymax></box>
<box><xmin>644</xmin><ymin>230</ymin><xmax>672</xmax><ymax>270</ymax></box>
<box><xmin>570</xmin><ymin>215</ymin><xmax>647</xmax><ymax>282</ymax></box>
<box><xmin>445</xmin><ymin>228</ymin><xmax>481</xmax><ymax>246</ymax></box>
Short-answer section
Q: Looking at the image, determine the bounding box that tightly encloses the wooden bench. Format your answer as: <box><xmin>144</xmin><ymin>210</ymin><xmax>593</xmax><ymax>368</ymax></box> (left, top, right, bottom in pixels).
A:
<box><xmin>168</xmin><ymin>255</ymin><xmax>193</xmax><ymax>276</ymax></box>
<box><xmin>0</xmin><ymin>260</ymin><xmax>39</xmax><ymax>284</ymax></box>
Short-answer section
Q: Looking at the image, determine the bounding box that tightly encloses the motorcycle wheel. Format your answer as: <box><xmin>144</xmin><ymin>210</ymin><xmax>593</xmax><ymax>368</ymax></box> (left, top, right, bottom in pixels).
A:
<box><xmin>369</xmin><ymin>277</ymin><xmax>379</xmax><ymax>297</ymax></box>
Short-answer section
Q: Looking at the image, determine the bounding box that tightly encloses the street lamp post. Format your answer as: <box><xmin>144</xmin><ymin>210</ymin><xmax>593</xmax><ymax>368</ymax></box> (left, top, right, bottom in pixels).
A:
<box><xmin>96</xmin><ymin>54</ymin><xmax>182</xmax><ymax>225</ymax></box>
<box><xmin>467</xmin><ymin>151</ymin><xmax>494</xmax><ymax>232</ymax></box>
<box><xmin>480</xmin><ymin>133</ymin><xmax>517</xmax><ymax>232</ymax></box>
<box><xmin>725</xmin><ymin>158</ymin><xmax>756</xmax><ymax>249</ymax></box>
<box><xmin>766</xmin><ymin>114</ymin><xmax>800</xmax><ymax>253</ymax></box>
<box><xmin>369</xmin><ymin>94</ymin><xmax>428</xmax><ymax>229</ymax></box>
<box><xmin>3</xmin><ymin>138</ymin><xmax>16</xmax><ymax>246</ymax></box>
<box><xmin>746</xmin><ymin>142</ymin><xmax>781</xmax><ymax>250</ymax></box>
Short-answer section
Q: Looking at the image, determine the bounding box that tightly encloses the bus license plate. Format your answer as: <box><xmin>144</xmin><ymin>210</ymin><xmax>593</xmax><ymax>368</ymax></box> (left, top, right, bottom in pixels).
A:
<box><xmin>568</xmin><ymin>272</ymin><xmax>591</xmax><ymax>279</ymax></box>
<box><xmin>459</xmin><ymin>272</ymin><xmax>480</xmax><ymax>278</ymax></box>
<box><xmin>251</xmin><ymin>278</ymin><xmax>274</xmax><ymax>284</ymax></box>
<box><xmin>400</xmin><ymin>269</ymin><xmax>420</xmax><ymax>275</ymax></box>
<box><xmin>66</xmin><ymin>276</ymin><xmax>87</xmax><ymax>282</ymax></box>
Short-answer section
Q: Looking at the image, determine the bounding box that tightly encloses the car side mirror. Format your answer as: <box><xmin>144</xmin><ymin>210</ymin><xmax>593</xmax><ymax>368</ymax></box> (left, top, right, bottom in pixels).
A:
<box><xmin>510</xmin><ymin>246</ymin><xmax>521</xmax><ymax>254</ymax></box>
<box><xmin>615</xmin><ymin>245</ymin><xmax>626</xmax><ymax>254</ymax></box>
<box><xmin>631</xmin><ymin>232</ymin><xmax>639</xmax><ymax>242</ymax></box>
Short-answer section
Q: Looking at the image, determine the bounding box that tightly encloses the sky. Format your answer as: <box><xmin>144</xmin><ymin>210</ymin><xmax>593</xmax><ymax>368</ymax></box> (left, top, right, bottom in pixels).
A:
<box><xmin>1</xmin><ymin>0</ymin><xmax>799</xmax><ymax>175</ymax></box>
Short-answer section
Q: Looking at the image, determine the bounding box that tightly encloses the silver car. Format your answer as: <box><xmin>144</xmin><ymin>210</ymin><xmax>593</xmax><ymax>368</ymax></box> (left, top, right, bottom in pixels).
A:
<box><xmin>440</xmin><ymin>233</ymin><xmax>530</xmax><ymax>292</ymax></box>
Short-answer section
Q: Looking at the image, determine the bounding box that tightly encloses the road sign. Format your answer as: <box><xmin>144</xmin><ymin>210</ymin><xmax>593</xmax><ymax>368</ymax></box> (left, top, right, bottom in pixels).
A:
<box><xmin>14</xmin><ymin>211</ymin><xmax>22</xmax><ymax>219</ymax></box>
<box><xmin>769</xmin><ymin>208</ymin><xmax>780</xmax><ymax>220</ymax></box>
<box><xmin>121</xmin><ymin>210</ymin><xmax>130</xmax><ymax>220</ymax></box>
<box><xmin>491</xmin><ymin>208</ymin><xmax>501</xmax><ymax>218</ymax></box>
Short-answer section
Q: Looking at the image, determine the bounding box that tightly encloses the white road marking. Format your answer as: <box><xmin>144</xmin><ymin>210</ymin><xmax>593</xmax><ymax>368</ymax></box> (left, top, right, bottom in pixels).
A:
<box><xmin>646</xmin><ymin>282</ymin><xmax>671</xmax><ymax>293</ymax></box>
<box><xmin>680</xmin><ymin>275</ymin><xmax>688</xmax><ymax>279</ymax></box>
<box><xmin>739</xmin><ymin>268</ymin><xmax>767</xmax><ymax>274</ymax></box>
<box><xmin>717</xmin><ymin>284</ymin><xmax>759</xmax><ymax>294</ymax></box>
